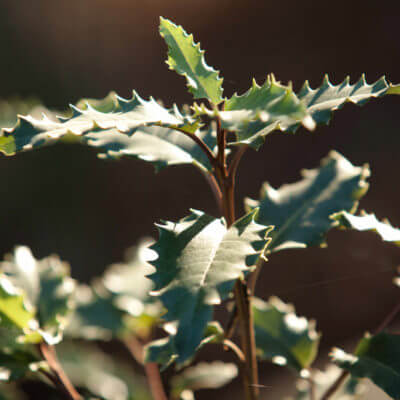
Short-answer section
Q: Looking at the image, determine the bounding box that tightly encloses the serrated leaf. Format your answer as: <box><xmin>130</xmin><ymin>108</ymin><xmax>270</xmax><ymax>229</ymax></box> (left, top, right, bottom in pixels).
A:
<box><xmin>1</xmin><ymin>247</ymin><xmax>76</xmax><ymax>344</ymax></box>
<box><xmin>159</xmin><ymin>17</ymin><xmax>223</xmax><ymax>105</ymax></box>
<box><xmin>332</xmin><ymin>211</ymin><xmax>400</xmax><ymax>246</ymax></box>
<box><xmin>148</xmin><ymin>209</ymin><xmax>270</xmax><ymax>364</ymax></box>
<box><xmin>332</xmin><ymin>333</ymin><xmax>400</xmax><ymax>399</ymax></box>
<box><xmin>84</xmin><ymin>123</ymin><xmax>217</xmax><ymax>173</ymax></box>
<box><xmin>0</xmin><ymin>92</ymin><xmax>199</xmax><ymax>156</ymax></box>
<box><xmin>222</xmin><ymin>76</ymin><xmax>314</xmax><ymax>148</ymax></box>
<box><xmin>289</xmin><ymin>366</ymin><xmax>364</xmax><ymax>400</ymax></box>
<box><xmin>293</xmin><ymin>75</ymin><xmax>389</xmax><ymax>130</ymax></box>
<box><xmin>57</xmin><ymin>342</ymin><xmax>151</xmax><ymax>400</ymax></box>
<box><xmin>246</xmin><ymin>151</ymin><xmax>369</xmax><ymax>253</ymax></box>
<box><xmin>171</xmin><ymin>361</ymin><xmax>238</xmax><ymax>398</ymax></box>
<box><xmin>144</xmin><ymin>321</ymin><xmax>224</xmax><ymax>369</ymax></box>
<box><xmin>253</xmin><ymin>296</ymin><xmax>319</xmax><ymax>372</ymax></box>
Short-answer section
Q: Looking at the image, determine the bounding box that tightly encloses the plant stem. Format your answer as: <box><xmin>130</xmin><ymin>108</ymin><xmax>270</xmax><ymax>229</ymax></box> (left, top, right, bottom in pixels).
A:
<box><xmin>320</xmin><ymin>370</ymin><xmax>348</xmax><ymax>400</ymax></box>
<box><xmin>223</xmin><ymin>338</ymin><xmax>246</xmax><ymax>362</ymax></box>
<box><xmin>123</xmin><ymin>336</ymin><xmax>168</xmax><ymax>400</ymax></box>
<box><xmin>212</xmin><ymin>112</ymin><xmax>259</xmax><ymax>400</ymax></box>
<box><xmin>38</xmin><ymin>342</ymin><xmax>81</xmax><ymax>400</ymax></box>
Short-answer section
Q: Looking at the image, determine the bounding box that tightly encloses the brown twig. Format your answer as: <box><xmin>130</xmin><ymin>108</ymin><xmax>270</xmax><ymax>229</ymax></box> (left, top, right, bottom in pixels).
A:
<box><xmin>123</xmin><ymin>336</ymin><xmax>168</xmax><ymax>400</ymax></box>
<box><xmin>320</xmin><ymin>370</ymin><xmax>348</xmax><ymax>400</ymax></box>
<box><xmin>38</xmin><ymin>342</ymin><xmax>81</xmax><ymax>400</ymax></box>
<box><xmin>223</xmin><ymin>338</ymin><xmax>246</xmax><ymax>363</ymax></box>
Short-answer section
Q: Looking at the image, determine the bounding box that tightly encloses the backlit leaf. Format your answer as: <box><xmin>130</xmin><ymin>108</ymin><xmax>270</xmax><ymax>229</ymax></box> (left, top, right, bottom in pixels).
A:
<box><xmin>0</xmin><ymin>92</ymin><xmax>199</xmax><ymax>156</ymax></box>
<box><xmin>148</xmin><ymin>209</ymin><xmax>270</xmax><ymax>364</ymax></box>
<box><xmin>332</xmin><ymin>211</ymin><xmax>400</xmax><ymax>246</ymax></box>
<box><xmin>332</xmin><ymin>333</ymin><xmax>400</xmax><ymax>399</ymax></box>
<box><xmin>253</xmin><ymin>296</ymin><xmax>319</xmax><ymax>372</ymax></box>
<box><xmin>1</xmin><ymin>247</ymin><xmax>76</xmax><ymax>344</ymax></box>
<box><xmin>246</xmin><ymin>151</ymin><xmax>369</xmax><ymax>253</ymax></box>
<box><xmin>85</xmin><ymin>123</ymin><xmax>217</xmax><ymax>173</ymax></box>
<box><xmin>292</xmin><ymin>75</ymin><xmax>389</xmax><ymax>130</ymax></box>
<box><xmin>159</xmin><ymin>18</ymin><xmax>223</xmax><ymax>105</ymax></box>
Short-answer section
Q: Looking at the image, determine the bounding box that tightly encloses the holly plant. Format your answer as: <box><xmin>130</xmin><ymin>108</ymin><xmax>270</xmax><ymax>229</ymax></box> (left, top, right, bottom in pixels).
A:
<box><xmin>1</xmin><ymin>17</ymin><xmax>400</xmax><ymax>400</ymax></box>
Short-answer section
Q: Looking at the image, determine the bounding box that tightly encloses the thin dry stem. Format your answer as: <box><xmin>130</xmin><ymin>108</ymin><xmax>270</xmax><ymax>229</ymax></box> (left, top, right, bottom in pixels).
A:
<box><xmin>38</xmin><ymin>342</ymin><xmax>81</xmax><ymax>400</ymax></box>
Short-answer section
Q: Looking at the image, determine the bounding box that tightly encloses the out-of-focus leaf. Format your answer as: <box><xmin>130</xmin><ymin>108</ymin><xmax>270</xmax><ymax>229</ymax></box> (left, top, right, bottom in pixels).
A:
<box><xmin>171</xmin><ymin>361</ymin><xmax>238</xmax><ymax>398</ymax></box>
<box><xmin>85</xmin><ymin>123</ymin><xmax>217</xmax><ymax>173</ymax></box>
<box><xmin>66</xmin><ymin>284</ymin><xmax>126</xmax><ymax>341</ymax></box>
<box><xmin>148</xmin><ymin>209</ymin><xmax>270</xmax><ymax>364</ymax></box>
<box><xmin>1</xmin><ymin>247</ymin><xmax>76</xmax><ymax>345</ymax></box>
<box><xmin>58</xmin><ymin>342</ymin><xmax>151</xmax><ymax>400</ymax></box>
<box><xmin>332</xmin><ymin>211</ymin><xmax>400</xmax><ymax>246</ymax></box>
<box><xmin>246</xmin><ymin>151</ymin><xmax>369</xmax><ymax>253</ymax></box>
<box><xmin>0</xmin><ymin>383</ymin><xmax>27</xmax><ymax>400</ymax></box>
<box><xmin>253</xmin><ymin>296</ymin><xmax>319</xmax><ymax>373</ymax></box>
<box><xmin>332</xmin><ymin>333</ymin><xmax>400</xmax><ymax>399</ymax></box>
<box><xmin>0</xmin><ymin>351</ymin><xmax>45</xmax><ymax>383</ymax></box>
<box><xmin>0</xmin><ymin>92</ymin><xmax>199</xmax><ymax>156</ymax></box>
<box><xmin>144</xmin><ymin>321</ymin><xmax>224</xmax><ymax>369</ymax></box>
<box><xmin>67</xmin><ymin>239</ymin><xmax>164</xmax><ymax>341</ymax></box>
<box><xmin>292</xmin><ymin>75</ymin><xmax>390</xmax><ymax>130</ymax></box>
<box><xmin>159</xmin><ymin>17</ymin><xmax>223</xmax><ymax>105</ymax></box>
<box><xmin>288</xmin><ymin>366</ymin><xmax>364</xmax><ymax>399</ymax></box>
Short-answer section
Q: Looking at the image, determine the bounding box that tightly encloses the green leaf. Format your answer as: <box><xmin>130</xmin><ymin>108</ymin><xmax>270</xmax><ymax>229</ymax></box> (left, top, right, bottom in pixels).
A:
<box><xmin>224</xmin><ymin>76</ymin><xmax>315</xmax><ymax>148</ymax></box>
<box><xmin>332</xmin><ymin>333</ymin><xmax>400</xmax><ymax>399</ymax></box>
<box><xmin>253</xmin><ymin>296</ymin><xmax>319</xmax><ymax>372</ymax></box>
<box><xmin>57</xmin><ymin>342</ymin><xmax>151</xmax><ymax>400</ymax></box>
<box><xmin>0</xmin><ymin>92</ymin><xmax>199</xmax><ymax>156</ymax></box>
<box><xmin>332</xmin><ymin>211</ymin><xmax>400</xmax><ymax>246</ymax></box>
<box><xmin>289</xmin><ymin>366</ymin><xmax>364</xmax><ymax>399</ymax></box>
<box><xmin>85</xmin><ymin>123</ymin><xmax>217</xmax><ymax>173</ymax></box>
<box><xmin>159</xmin><ymin>17</ymin><xmax>223</xmax><ymax>105</ymax></box>
<box><xmin>148</xmin><ymin>209</ymin><xmax>270</xmax><ymax>364</ymax></box>
<box><xmin>1</xmin><ymin>247</ymin><xmax>76</xmax><ymax>344</ymax></box>
<box><xmin>0</xmin><ymin>350</ymin><xmax>44</xmax><ymax>383</ymax></box>
<box><xmin>245</xmin><ymin>151</ymin><xmax>369</xmax><ymax>253</ymax></box>
<box><xmin>66</xmin><ymin>284</ymin><xmax>126</xmax><ymax>341</ymax></box>
<box><xmin>387</xmin><ymin>84</ymin><xmax>400</xmax><ymax>95</ymax></box>
<box><xmin>144</xmin><ymin>321</ymin><xmax>224</xmax><ymax>369</ymax></box>
<box><xmin>68</xmin><ymin>239</ymin><xmax>164</xmax><ymax>340</ymax></box>
<box><xmin>293</xmin><ymin>75</ymin><xmax>389</xmax><ymax>130</ymax></box>
<box><xmin>171</xmin><ymin>361</ymin><xmax>238</xmax><ymax>398</ymax></box>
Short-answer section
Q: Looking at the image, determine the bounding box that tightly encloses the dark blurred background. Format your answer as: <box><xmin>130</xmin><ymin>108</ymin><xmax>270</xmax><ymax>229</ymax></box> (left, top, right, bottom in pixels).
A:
<box><xmin>0</xmin><ymin>1</ymin><xmax>399</xmax><ymax>398</ymax></box>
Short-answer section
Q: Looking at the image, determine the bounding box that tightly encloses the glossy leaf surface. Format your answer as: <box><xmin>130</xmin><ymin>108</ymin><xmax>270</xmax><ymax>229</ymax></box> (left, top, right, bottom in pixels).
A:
<box><xmin>246</xmin><ymin>151</ymin><xmax>369</xmax><ymax>253</ymax></box>
<box><xmin>332</xmin><ymin>211</ymin><xmax>400</xmax><ymax>246</ymax></box>
<box><xmin>159</xmin><ymin>18</ymin><xmax>223</xmax><ymax>105</ymax></box>
<box><xmin>85</xmin><ymin>124</ymin><xmax>217</xmax><ymax>172</ymax></box>
<box><xmin>293</xmin><ymin>75</ymin><xmax>389</xmax><ymax>129</ymax></box>
<box><xmin>0</xmin><ymin>92</ymin><xmax>198</xmax><ymax>156</ymax></box>
<box><xmin>332</xmin><ymin>333</ymin><xmax>400</xmax><ymax>399</ymax></box>
<box><xmin>0</xmin><ymin>247</ymin><xmax>75</xmax><ymax>345</ymax></box>
<box><xmin>148</xmin><ymin>209</ymin><xmax>270</xmax><ymax>363</ymax></box>
<box><xmin>253</xmin><ymin>296</ymin><xmax>319</xmax><ymax>372</ymax></box>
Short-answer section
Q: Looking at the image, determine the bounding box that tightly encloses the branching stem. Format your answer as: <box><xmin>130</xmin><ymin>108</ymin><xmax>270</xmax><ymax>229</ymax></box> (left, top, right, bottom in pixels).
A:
<box><xmin>210</xmin><ymin>110</ymin><xmax>259</xmax><ymax>400</ymax></box>
<box><xmin>38</xmin><ymin>342</ymin><xmax>81</xmax><ymax>400</ymax></box>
